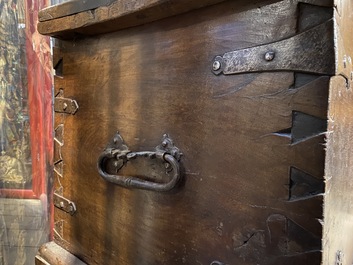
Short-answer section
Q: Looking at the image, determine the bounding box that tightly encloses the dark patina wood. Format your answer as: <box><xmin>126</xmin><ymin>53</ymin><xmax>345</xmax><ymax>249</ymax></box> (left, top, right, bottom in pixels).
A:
<box><xmin>37</xmin><ymin>0</ymin><xmax>333</xmax><ymax>38</ymax></box>
<box><xmin>37</xmin><ymin>0</ymin><xmax>353</xmax><ymax>264</ymax></box>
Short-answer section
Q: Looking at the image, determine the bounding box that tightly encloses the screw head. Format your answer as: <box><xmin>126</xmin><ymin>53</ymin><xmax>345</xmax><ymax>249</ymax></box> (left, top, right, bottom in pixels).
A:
<box><xmin>264</xmin><ymin>51</ymin><xmax>275</xmax><ymax>61</ymax></box>
<box><xmin>59</xmin><ymin>201</ymin><xmax>65</xmax><ymax>208</ymax></box>
<box><xmin>62</xmin><ymin>102</ymin><xmax>68</xmax><ymax>110</ymax></box>
<box><xmin>212</xmin><ymin>60</ymin><xmax>221</xmax><ymax>71</ymax></box>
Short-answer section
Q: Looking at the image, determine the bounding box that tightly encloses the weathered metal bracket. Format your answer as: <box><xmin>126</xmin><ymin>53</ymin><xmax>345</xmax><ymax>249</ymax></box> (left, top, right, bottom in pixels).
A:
<box><xmin>212</xmin><ymin>20</ymin><xmax>334</xmax><ymax>76</ymax></box>
<box><xmin>97</xmin><ymin>132</ymin><xmax>183</xmax><ymax>192</ymax></box>
<box><xmin>53</xmin><ymin>192</ymin><xmax>76</xmax><ymax>215</ymax></box>
<box><xmin>54</xmin><ymin>97</ymin><xmax>79</xmax><ymax>114</ymax></box>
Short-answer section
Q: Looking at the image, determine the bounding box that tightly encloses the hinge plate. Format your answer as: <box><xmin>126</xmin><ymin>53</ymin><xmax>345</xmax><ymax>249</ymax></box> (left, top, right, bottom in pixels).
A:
<box><xmin>53</xmin><ymin>192</ymin><xmax>76</xmax><ymax>215</ymax></box>
<box><xmin>54</xmin><ymin>97</ymin><xmax>79</xmax><ymax>114</ymax></box>
<box><xmin>212</xmin><ymin>20</ymin><xmax>334</xmax><ymax>76</ymax></box>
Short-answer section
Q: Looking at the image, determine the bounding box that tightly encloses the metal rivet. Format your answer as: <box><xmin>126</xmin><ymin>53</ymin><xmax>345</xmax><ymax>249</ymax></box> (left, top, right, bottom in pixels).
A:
<box><xmin>264</xmin><ymin>51</ymin><xmax>275</xmax><ymax>61</ymax></box>
<box><xmin>213</xmin><ymin>60</ymin><xmax>221</xmax><ymax>71</ymax></box>
<box><xmin>162</xmin><ymin>140</ymin><xmax>168</xmax><ymax>147</ymax></box>
<box><xmin>63</xmin><ymin>102</ymin><xmax>68</xmax><ymax>110</ymax></box>
<box><xmin>59</xmin><ymin>201</ymin><xmax>65</xmax><ymax>208</ymax></box>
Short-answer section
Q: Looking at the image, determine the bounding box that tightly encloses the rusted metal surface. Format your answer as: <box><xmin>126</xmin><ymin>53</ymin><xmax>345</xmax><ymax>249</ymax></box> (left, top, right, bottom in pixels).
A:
<box><xmin>54</xmin><ymin>94</ymin><xmax>79</xmax><ymax>115</ymax></box>
<box><xmin>53</xmin><ymin>193</ymin><xmax>76</xmax><ymax>215</ymax></box>
<box><xmin>212</xmin><ymin>20</ymin><xmax>335</xmax><ymax>76</ymax></box>
<box><xmin>98</xmin><ymin>133</ymin><xmax>182</xmax><ymax>192</ymax></box>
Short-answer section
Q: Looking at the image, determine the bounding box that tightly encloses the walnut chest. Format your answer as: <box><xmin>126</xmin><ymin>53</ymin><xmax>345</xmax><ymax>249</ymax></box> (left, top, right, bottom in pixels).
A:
<box><xmin>36</xmin><ymin>0</ymin><xmax>353</xmax><ymax>264</ymax></box>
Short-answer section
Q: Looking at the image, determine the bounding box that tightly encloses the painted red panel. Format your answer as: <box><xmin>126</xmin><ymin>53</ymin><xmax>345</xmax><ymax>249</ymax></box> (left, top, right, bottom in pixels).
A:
<box><xmin>0</xmin><ymin>0</ymin><xmax>53</xmax><ymax>199</ymax></box>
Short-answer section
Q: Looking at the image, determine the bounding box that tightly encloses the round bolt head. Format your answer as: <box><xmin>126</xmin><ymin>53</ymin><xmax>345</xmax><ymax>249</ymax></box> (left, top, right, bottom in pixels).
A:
<box><xmin>264</xmin><ymin>51</ymin><xmax>275</xmax><ymax>61</ymax></box>
<box><xmin>212</xmin><ymin>60</ymin><xmax>221</xmax><ymax>71</ymax></box>
<box><xmin>59</xmin><ymin>201</ymin><xmax>65</xmax><ymax>208</ymax></box>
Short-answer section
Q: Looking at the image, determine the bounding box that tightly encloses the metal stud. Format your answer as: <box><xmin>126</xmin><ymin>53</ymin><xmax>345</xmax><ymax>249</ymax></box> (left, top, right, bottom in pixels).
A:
<box><xmin>264</xmin><ymin>51</ymin><xmax>275</xmax><ymax>61</ymax></box>
<box><xmin>213</xmin><ymin>60</ymin><xmax>221</xmax><ymax>71</ymax></box>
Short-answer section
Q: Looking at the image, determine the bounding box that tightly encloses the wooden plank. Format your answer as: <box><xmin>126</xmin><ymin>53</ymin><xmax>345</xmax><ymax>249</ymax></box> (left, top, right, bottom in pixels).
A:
<box><xmin>323</xmin><ymin>77</ymin><xmax>353</xmax><ymax>264</ymax></box>
<box><xmin>38</xmin><ymin>0</ymin><xmax>334</xmax><ymax>23</ymax></box>
<box><xmin>39</xmin><ymin>0</ymin><xmax>116</xmax><ymax>21</ymax></box>
<box><xmin>37</xmin><ymin>0</ymin><xmax>335</xmax><ymax>39</ymax></box>
<box><xmin>322</xmin><ymin>0</ymin><xmax>353</xmax><ymax>263</ymax></box>
<box><xmin>36</xmin><ymin>242</ymin><xmax>87</xmax><ymax>265</ymax></box>
<box><xmin>52</xmin><ymin>1</ymin><xmax>331</xmax><ymax>264</ymax></box>
<box><xmin>37</xmin><ymin>0</ymin><xmax>276</xmax><ymax>38</ymax></box>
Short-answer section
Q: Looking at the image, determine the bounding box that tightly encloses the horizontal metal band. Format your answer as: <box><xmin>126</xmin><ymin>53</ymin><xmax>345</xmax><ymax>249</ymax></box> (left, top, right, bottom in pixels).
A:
<box><xmin>212</xmin><ymin>20</ymin><xmax>335</xmax><ymax>76</ymax></box>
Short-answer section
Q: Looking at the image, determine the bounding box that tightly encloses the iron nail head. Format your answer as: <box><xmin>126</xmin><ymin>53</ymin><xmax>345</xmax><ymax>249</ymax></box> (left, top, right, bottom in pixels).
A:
<box><xmin>213</xmin><ymin>60</ymin><xmax>221</xmax><ymax>71</ymax></box>
<box><xmin>265</xmin><ymin>51</ymin><xmax>275</xmax><ymax>61</ymax></box>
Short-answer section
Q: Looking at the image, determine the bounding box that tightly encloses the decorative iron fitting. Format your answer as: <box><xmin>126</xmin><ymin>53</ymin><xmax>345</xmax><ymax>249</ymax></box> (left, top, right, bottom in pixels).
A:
<box><xmin>54</xmin><ymin>97</ymin><xmax>79</xmax><ymax>114</ymax></box>
<box><xmin>212</xmin><ymin>20</ymin><xmax>334</xmax><ymax>76</ymax></box>
<box><xmin>53</xmin><ymin>192</ymin><xmax>76</xmax><ymax>215</ymax></box>
<box><xmin>98</xmin><ymin>132</ymin><xmax>183</xmax><ymax>192</ymax></box>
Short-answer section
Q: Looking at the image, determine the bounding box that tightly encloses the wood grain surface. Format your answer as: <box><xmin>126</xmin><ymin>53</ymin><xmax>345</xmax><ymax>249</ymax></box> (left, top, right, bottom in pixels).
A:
<box><xmin>49</xmin><ymin>0</ymin><xmax>335</xmax><ymax>264</ymax></box>
<box><xmin>322</xmin><ymin>1</ymin><xmax>353</xmax><ymax>264</ymax></box>
<box><xmin>38</xmin><ymin>0</ymin><xmax>334</xmax><ymax>39</ymax></box>
<box><xmin>36</xmin><ymin>241</ymin><xmax>86</xmax><ymax>265</ymax></box>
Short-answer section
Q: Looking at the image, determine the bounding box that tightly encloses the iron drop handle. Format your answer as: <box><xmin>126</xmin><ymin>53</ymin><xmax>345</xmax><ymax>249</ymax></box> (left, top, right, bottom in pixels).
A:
<box><xmin>97</xmin><ymin>132</ymin><xmax>182</xmax><ymax>192</ymax></box>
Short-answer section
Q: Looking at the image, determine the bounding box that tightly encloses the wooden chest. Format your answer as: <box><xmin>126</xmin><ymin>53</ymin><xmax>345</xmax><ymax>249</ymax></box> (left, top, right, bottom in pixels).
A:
<box><xmin>36</xmin><ymin>0</ymin><xmax>353</xmax><ymax>264</ymax></box>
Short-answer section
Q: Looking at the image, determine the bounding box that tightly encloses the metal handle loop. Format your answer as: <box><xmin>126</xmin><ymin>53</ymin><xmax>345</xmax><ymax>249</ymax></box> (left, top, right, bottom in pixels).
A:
<box><xmin>97</xmin><ymin>133</ymin><xmax>182</xmax><ymax>192</ymax></box>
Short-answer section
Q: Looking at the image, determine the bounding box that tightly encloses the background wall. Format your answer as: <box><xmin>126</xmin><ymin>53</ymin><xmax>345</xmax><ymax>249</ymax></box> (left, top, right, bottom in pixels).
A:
<box><xmin>0</xmin><ymin>0</ymin><xmax>53</xmax><ymax>264</ymax></box>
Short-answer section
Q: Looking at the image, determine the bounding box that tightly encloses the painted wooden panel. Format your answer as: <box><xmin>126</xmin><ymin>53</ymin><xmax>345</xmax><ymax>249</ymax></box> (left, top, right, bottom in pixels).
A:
<box><xmin>0</xmin><ymin>0</ymin><xmax>53</xmax><ymax>264</ymax></box>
